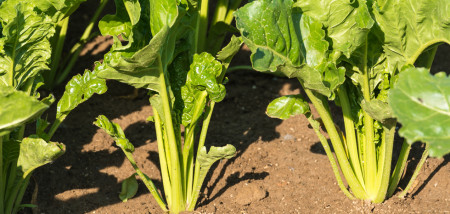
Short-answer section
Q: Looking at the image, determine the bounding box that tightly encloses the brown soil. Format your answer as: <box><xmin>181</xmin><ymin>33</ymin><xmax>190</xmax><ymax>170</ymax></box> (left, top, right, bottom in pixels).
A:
<box><xmin>24</xmin><ymin>1</ymin><xmax>450</xmax><ymax>213</ymax></box>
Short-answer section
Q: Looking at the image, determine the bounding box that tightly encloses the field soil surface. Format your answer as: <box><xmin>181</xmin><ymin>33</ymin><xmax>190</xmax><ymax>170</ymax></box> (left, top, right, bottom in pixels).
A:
<box><xmin>24</xmin><ymin>1</ymin><xmax>450</xmax><ymax>213</ymax></box>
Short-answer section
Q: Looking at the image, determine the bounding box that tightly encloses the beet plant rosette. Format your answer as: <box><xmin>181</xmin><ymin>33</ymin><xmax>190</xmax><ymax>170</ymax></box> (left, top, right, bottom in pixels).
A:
<box><xmin>235</xmin><ymin>0</ymin><xmax>449</xmax><ymax>203</ymax></box>
<box><xmin>93</xmin><ymin>0</ymin><xmax>243</xmax><ymax>213</ymax></box>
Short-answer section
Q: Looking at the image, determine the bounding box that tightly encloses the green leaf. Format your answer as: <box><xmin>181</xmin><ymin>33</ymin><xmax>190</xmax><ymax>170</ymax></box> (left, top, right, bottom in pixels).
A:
<box><xmin>119</xmin><ymin>174</ymin><xmax>138</xmax><ymax>202</ymax></box>
<box><xmin>234</xmin><ymin>0</ymin><xmax>304</xmax><ymax>74</ymax></box>
<box><xmin>266</xmin><ymin>95</ymin><xmax>310</xmax><ymax>120</ymax></box>
<box><xmin>0</xmin><ymin>4</ymin><xmax>54</xmax><ymax>88</ymax></box>
<box><xmin>149</xmin><ymin>0</ymin><xmax>178</xmax><ymax>35</ymax></box>
<box><xmin>197</xmin><ymin>144</ymin><xmax>236</xmax><ymax>177</ymax></box>
<box><xmin>389</xmin><ymin>67</ymin><xmax>450</xmax><ymax>157</ymax></box>
<box><xmin>294</xmin><ymin>0</ymin><xmax>374</xmax><ymax>57</ymax></box>
<box><xmin>0</xmin><ymin>85</ymin><xmax>49</xmax><ymax>132</ymax></box>
<box><xmin>98</xmin><ymin>0</ymin><xmax>133</xmax><ymax>37</ymax></box>
<box><xmin>361</xmin><ymin>99</ymin><xmax>395</xmax><ymax>126</ymax></box>
<box><xmin>216</xmin><ymin>35</ymin><xmax>243</xmax><ymax>68</ymax></box>
<box><xmin>94</xmin><ymin>115</ymin><xmax>135</xmax><ymax>152</ymax></box>
<box><xmin>187</xmin><ymin>52</ymin><xmax>225</xmax><ymax>102</ymax></box>
<box><xmin>57</xmin><ymin>64</ymin><xmax>107</xmax><ymax>121</ymax></box>
<box><xmin>234</xmin><ymin>0</ymin><xmax>344</xmax><ymax>98</ymax></box>
<box><xmin>17</xmin><ymin>136</ymin><xmax>65</xmax><ymax>178</ymax></box>
<box><xmin>373</xmin><ymin>0</ymin><xmax>450</xmax><ymax>70</ymax></box>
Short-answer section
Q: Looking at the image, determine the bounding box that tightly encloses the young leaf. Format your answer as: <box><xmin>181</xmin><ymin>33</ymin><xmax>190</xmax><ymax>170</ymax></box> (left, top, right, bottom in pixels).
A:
<box><xmin>197</xmin><ymin>144</ymin><xmax>236</xmax><ymax>180</ymax></box>
<box><xmin>266</xmin><ymin>95</ymin><xmax>310</xmax><ymax>120</ymax></box>
<box><xmin>94</xmin><ymin>115</ymin><xmax>135</xmax><ymax>152</ymax></box>
<box><xmin>187</xmin><ymin>53</ymin><xmax>225</xmax><ymax>102</ymax></box>
<box><xmin>0</xmin><ymin>86</ymin><xmax>50</xmax><ymax>132</ymax></box>
<box><xmin>119</xmin><ymin>174</ymin><xmax>138</xmax><ymax>202</ymax></box>
<box><xmin>56</xmin><ymin>65</ymin><xmax>107</xmax><ymax>121</ymax></box>
<box><xmin>17</xmin><ymin>136</ymin><xmax>65</xmax><ymax>178</ymax></box>
<box><xmin>216</xmin><ymin>35</ymin><xmax>243</xmax><ymax>68</ymax></box>
<box><xmin>389</xmin><ymin>67</ymin><xmax>450</xmax><ymax>157</ymax></box>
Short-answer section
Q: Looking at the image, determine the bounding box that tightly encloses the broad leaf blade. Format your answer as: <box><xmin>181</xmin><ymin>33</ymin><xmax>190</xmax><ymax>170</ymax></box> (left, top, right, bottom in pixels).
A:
<box><xmin>373</xmin><ymin>0</ymin><xmax>450</xmax><ymax>70</ymax></box>
<box><xmin>294</xmin><ymin>0</ymin><xmax>374</xmax><ymax>57</ymax></box>
<box><xmin>389</xmin><ymin>67</ymin><xmax>450</xmax><ymax>157</ymax></box>
<box><xmin>17</xmin><ymin>136</ymin><xmax>65</xmax><ymax>178</ymax></box>
<box><xmin>234</xmin><ymin>0</ymin><xmax>344</xmax><ymax>98</ymax></box>
<box><xmin>0</xmin><ymin>86</ymin><xmax>49</xmax><ymax>131</ymax></box>
<box><xmin>266</xmin><ymin>95</ymin><xmax>310</xmax><ymax>120</ymax></box>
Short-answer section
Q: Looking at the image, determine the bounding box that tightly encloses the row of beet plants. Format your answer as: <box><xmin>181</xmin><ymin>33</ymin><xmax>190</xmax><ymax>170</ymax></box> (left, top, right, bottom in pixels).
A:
<box><xmin>0</xmin><ymin>0</ymin><xmax>448</xmax><ymax>213</ymax></box>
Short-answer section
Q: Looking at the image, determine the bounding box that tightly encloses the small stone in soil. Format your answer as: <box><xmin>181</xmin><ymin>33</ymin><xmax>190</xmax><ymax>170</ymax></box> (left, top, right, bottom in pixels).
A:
<box><xmin>235</xmin><ymin>183</ymin><xmax>267</xmax><ymax>205</ymax></box>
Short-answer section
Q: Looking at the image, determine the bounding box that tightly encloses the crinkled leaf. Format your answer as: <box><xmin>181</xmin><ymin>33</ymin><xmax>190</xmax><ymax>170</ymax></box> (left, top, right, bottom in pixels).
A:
<box><xmin>389</xmin><ymin>67</ymin><xmax>450</xmax><ymax>157</ymax></box>
<box><xmin>187</xmin><ymin>52</ymin><xmax>225</xmax><ymax>102</ymax></box>
<box><xmin>266</xmin><ymin>95</ymin><xmax>310</xmax><ymax>120</ymax></box>
<box><xmin>0</xmin><ymin>4</ymin><xmax>54</xmax><ymax>88</ymax></box>
<box><xmin>57</xmin><ymin>64</ymin><xmax>107</xmax><ymax>121</ymax></box>
<box><xmin>361</xmin><ymin>99</ymin><xmax>395</xmax><ymax>126</ymax></box>
<box><xmin>294</xmin><ymin>0</ymin><xmax>374</xmax><ymax>57</ymax></box>
<box><xmin>119</xmin><ymin>174</ymin><xmax>138</xmax><ymax>202</ymax></box>
<box><xmin>0</xmin><ymin>85</ymin><xmax>49</xmax><ymax>131</ymax></box>
<box><xmin>373</xmin><ymin>0</ymin><xmax>450</xmax><ymax>71</ymax></box>
<box><xmin>94</xmin><ymin>115</ymin><xmax>135</xmax><ymax>152</ymax></box>
<box><xmin>17</xmin><ymin>136</ymin><xmax>65</xmax><ymax>178</ymax></box>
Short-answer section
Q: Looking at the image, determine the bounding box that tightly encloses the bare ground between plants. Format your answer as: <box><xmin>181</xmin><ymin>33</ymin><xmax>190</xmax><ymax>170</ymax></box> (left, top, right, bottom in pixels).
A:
<box><xmin>22</xmin><ymin>1</ymin><xmax>450</xmax><ymax>213</ymax></box>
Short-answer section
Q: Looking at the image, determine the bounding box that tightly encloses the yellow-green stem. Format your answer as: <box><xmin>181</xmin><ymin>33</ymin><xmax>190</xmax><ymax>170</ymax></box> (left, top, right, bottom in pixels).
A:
<box><xmin>188</xmin><ymin>102</ymin><xmax>216</xmax><ymax>210</ymax></box>
<box><xmin>152</xmin><ymin>107</ymin><xmax>172</xmax><ymax>206</ymax></box>
<box><xmin>157</xmin><ymin>56</ymin><xmax>184</xmax><ymax>212</ymax></box>
<box><xmin>303</xmin><ymin>87</ymin><xmax>366</xmax><ymax>199</ymax></box>
<box><xmin>373</xmin><ymin>124</ymin><xmax>395</xmax><ymax>203</ymax></box>
<box><xmin>337</xmin><ymin>85</ymin><xmax>365</xmax><ymax>187</ymax></box>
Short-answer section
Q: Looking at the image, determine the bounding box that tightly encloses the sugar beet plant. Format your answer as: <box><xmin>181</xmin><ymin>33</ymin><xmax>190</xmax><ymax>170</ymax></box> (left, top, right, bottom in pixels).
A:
<box><xmin>0</xmin><ymin>0</ymin><xmax>107</xmax><ymax>213</ymax></box>
<box><xmin>235</xmin><ymin>0</ymin><xmax>449</xmax><ymax>203</ymax></box>
<box><xmin>93</xmin><ymin>0</ymin><xmax>242</xmax><ymax>213</ymax></box>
